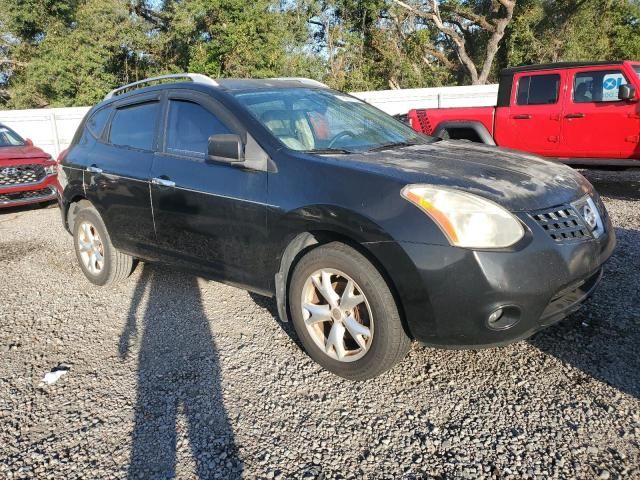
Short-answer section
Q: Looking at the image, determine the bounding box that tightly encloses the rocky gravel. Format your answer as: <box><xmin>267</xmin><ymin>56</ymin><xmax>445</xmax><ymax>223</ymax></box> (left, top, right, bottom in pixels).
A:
<box><xmin>1</xmin><ymin>169</ymin><xmax>639</xmax><ymax>479</ymax></box>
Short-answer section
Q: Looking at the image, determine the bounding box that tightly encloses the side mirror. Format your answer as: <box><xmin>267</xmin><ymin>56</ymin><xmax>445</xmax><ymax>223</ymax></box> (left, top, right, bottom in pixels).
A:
<box><xmin>207</xmin><ymin>134</ymin><xmax>244</xmax><ymax>163</ymax></box>
<box><xmin>618</xmin><ymin>84</ymin><xmax>637</xmax><ymax>101</ymax></box>
<box><xmin>24</xmin><ymin>138</ymin><xmax>33</xmax><ymax>146</ymax></box>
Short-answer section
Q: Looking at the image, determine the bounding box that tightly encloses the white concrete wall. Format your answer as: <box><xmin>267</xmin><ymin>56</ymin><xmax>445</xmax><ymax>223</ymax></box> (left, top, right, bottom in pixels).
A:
<box><xmin>0</xmin><ymin>107</ymin><xmax>90</xmax><ymax>158</ymax></box>
<box><xmin>351</xmin><ymin>84</ymin><xmax>499</xmax><ymax>116</ymax></box>
<box><xmin>0</xmin><ymin>84</ymin><xmax>499</xmax><ymax>158</ymax></box>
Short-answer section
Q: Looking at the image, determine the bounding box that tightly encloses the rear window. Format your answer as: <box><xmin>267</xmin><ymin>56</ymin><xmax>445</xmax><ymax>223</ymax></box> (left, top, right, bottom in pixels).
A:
<box><xmin>634</xmin><ymin>66</ymin><xmax>640</xmax><ymax>78</ymax></box>
<box><xmin>516</xmin><ymin>74</ymin><xmax>561</xmax><ymax>105</ymax></box>
<box><xmin>109</xmin><ymin>102</ymin><xmax>160</xmax><ymax>151</ymax></box>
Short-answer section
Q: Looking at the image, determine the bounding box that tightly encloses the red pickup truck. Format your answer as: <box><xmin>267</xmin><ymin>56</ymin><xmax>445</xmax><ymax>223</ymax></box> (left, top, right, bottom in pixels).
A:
<box><xmin>408</xmin><ymin>61</ymin><xmax>640</xmax><ymax>166</ymax></box>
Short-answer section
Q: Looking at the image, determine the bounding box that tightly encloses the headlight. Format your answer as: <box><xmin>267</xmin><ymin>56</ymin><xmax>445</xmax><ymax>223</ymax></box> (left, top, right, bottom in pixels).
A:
<box><xmin>44</xmin><ymin>165</ymin><xmax>57</xmax><ymax>176</ymax></box>
<box><xmin>401</xmin><ymin>185</ymin><xmax>525</xmax><ymax>249</ymax></box>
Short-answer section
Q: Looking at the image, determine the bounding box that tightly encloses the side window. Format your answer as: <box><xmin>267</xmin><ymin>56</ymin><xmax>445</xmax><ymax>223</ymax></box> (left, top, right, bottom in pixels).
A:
<box><xmin>516</xmin><ymin>74</ymin><xmax>561</xmax><ymax>105</ymax></box>
<box><xmin>109</xmin><ymin>102</ymin><xmax>160</xmax><ymax>151</ymax></box>
<box><xmin>166</xmin><ymin>100</ymin><xmax>231</xmax><ymax>156</ymax></box>
<box><xmin>574</xmin><ymin>70</ymin><xmax>628</xmax><ymax>103</ymax></box>
<box><xmin>86</xmin><ymin>107</ymin><xmax>111</xmax><ymax>138</ymax></box>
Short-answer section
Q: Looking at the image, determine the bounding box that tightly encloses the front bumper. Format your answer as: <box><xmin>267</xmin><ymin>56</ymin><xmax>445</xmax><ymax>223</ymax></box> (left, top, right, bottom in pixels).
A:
<box><xmin>365</xmin><ymin>214</ymin><xmax>616</xmax><ymax>348</ymax></box>
<box><xmin>0</xmin><ymin>176</ymin><xmax>59</xmax><ymax>208</ymax></box>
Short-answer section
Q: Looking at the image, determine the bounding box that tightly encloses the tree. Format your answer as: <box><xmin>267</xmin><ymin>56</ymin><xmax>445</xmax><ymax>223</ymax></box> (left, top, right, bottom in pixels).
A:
<box><xmin>306</xmin><ymin>0</ymin><xmax>453</xmax><ymax>90</ymax></box>
<box><xmin>0</xmin><ymin>0</ymin><xmax>158</xmax><ymax>107</ymax></box>
<box><xmin>389</xmin><ymin>0</ymin><xmax>517</xmax><ymax>84</ymax></box>
<box><xmin>157</xmin><ymin>0</ymin><xmax>320</xmax><ymax>78</ymax></box>
<box><xmin>505</xmin><ymin>0</ymin><xmax>640</xmax><ymax>68</ymax></box>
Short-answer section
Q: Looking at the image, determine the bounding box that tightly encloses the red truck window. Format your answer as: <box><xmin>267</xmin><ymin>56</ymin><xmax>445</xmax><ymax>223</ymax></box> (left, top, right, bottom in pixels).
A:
<box><xmin>574</xmin><ymin>70</ymin><xmax>629</xmax><ymax>103</ymax></box>
<box><xmin>633</xmin><ymin>65</ymin><xmax>640</xmax><ymax>78</ymax></box>
<box><xmin>516</xmin><ymin>74</ymin><xmax>561</xmax><ymax>105</ymax></box>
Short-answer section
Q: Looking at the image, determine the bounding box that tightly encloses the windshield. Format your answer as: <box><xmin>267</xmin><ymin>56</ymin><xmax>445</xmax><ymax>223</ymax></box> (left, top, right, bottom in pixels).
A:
<box><xmin>233</xmin><ymin>88</ymin><xmax>431</xmax><ymax>152</ymax></box>
<box><xmin>0</xmin><ymin>126</ymin><xmax>25</xmax><ymax>147</ymax></box>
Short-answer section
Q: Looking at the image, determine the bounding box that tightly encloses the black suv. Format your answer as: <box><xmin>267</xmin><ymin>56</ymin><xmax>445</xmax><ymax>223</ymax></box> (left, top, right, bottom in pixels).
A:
<box><xmin>58</xmin><ymin>74</ymin><xmax>615</xmax><ymax>380</ymax></box>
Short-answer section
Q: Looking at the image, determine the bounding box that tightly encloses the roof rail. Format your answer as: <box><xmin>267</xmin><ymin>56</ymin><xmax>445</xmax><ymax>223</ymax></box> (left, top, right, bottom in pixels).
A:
<box><xmin>273</xmin><ymin>77</ymin><xmax>329</xmax><ymax>88</ymax></box>
<box><xmin>104</xmin><ymin>73</ymin><xmax>218</xmax><ymax>100</ymax></box>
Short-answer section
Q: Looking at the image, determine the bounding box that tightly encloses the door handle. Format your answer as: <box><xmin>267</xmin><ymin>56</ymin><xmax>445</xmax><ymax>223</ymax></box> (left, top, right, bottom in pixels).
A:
<box><xmin>511</xmin><ymin>114</ymin><xmax>532</xmax><ymax>120</ymax></box>
<box><xmin>152</xmin><ymin>177</ymin><xmax>176</xmax><ymax>188</ymax></box>
<box><xmin>565</xmin><ymin>113</ymin><xmax>586</xmax><ymax>119</ymax></box>
<box><xmin>86</xmin><ymin>165</ymin><xmax>103</xmax><ymax>174</ymax></box>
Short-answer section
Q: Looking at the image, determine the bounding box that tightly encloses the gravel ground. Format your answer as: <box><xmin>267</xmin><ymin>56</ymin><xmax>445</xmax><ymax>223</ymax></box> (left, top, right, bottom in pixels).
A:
<box><xmin>1</xmin><ymin>169</ymin><xmax>639</xmax><ymax>480</ymax></box>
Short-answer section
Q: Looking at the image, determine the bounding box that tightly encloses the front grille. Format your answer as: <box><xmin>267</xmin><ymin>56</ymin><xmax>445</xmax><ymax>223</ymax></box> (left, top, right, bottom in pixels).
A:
<box><xmin>531</xmin><ymin>205</ymin><xmax>590</xmax><ymax>242</ymax></box>
<box><xmin>0</xmin><ymin>187</ymin><xmax>55</xmax><ymax>203</ymax></box>
<box><xmin>0</xmin><ymin>164</ymin><xmax>46</xmax><ymax>186</ymax></box>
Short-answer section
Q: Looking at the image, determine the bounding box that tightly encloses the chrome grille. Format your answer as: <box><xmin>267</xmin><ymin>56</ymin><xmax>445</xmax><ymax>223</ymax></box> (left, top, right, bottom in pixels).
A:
<box><xmin>0</xmin><ymin>164</ymin><xmax>46</xmax><ymax>186</ymax></box>
<box><xmin>0</xmin><ymin>187</ymin><xmax>55</xmax><ymax>203</ymax></box>
<box><xmin>531</xmin><ymin>206</ymin><xmax>589</xmax><ymax>242</ymax></box>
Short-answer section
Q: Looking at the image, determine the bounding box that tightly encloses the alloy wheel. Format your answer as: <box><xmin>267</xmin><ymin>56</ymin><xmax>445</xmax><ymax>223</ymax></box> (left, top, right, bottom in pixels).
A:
<box><xmin>301</xmin><ymin>268</ymin><xmax>374</xmax><ymax>362</ymax></box>
<box><xmin>77</xmin><ymin>221</ymin><xmax>105</xmax><ymax>275</ymax></box>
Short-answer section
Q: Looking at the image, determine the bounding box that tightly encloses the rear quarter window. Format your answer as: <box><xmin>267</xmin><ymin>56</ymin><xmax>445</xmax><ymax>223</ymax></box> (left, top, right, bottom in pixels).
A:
<box><xmin>86</xmin><ymin>107</ymin><xmax>111</xmax><ymax>138</ymax></box>
<box><xmin>109</xmin><ymin>102</ymin><xmax>160</xmax><ymax>151</ymax></box>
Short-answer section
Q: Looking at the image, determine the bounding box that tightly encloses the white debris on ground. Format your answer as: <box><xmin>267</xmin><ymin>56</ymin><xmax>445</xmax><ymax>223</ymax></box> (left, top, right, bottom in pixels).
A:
<box><xmin>42</xmin><ymin>366</ymin><xmax>70</xmax><ymax>385</ymax></box>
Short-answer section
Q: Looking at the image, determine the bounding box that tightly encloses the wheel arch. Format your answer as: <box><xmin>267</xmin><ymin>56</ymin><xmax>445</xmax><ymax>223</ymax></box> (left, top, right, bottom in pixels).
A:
<box><xmin>64</xmin><ymin>195</ymin><xmax>91</xmax><ymax>233</ymax></box>
<box><xmin>433</xmin><ymin>120</ymin><xmax>496</xmax><ymax>145</ymax></box>
<box><xmin>274</xmin><ymin>230</ymin><xmax>412</xmax><ymax>339</ymax></box>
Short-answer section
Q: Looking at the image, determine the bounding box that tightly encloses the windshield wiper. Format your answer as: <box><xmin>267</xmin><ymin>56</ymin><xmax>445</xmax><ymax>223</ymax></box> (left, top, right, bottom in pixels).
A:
<box><xmin>367</xmin><ymin>141</ymin><xmax>418</xmax><ymax>152</ymax></box>
<box><xmin>303</xmin><ymin>148</ymin><xmax>354</xmax><ymax>154</ymax></box>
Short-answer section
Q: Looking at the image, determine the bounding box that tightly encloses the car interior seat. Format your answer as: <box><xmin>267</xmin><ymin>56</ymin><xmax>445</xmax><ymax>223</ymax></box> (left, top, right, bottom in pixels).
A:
<box><xmin>575</xmin><ymin>82</ymin><xmax>592</xmax><ymax>102</ymax></box>
<box><xmin>261</xmin><ymin>110</ymin><xmax>315</xmax><ymax>150</ymax></box>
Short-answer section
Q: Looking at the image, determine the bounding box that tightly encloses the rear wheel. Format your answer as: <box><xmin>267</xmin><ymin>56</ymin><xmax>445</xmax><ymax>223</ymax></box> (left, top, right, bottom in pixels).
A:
<box><xmin>289</xmin><ymin>242</ymin><xmax>411</xmax><ymax>380</ymax></box>
<box><xmin>72</xmin><ymin>204</ymin><xmax>135</xmax><ymax>286</ymax></box>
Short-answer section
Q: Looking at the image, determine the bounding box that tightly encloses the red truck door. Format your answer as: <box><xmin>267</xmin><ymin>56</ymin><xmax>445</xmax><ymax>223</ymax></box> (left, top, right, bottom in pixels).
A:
<box><xmin>496</xmin><ymin>71</ymin><xmax>565</xmax><ymax>156</ymax></box>
<box><xmin>559</xmin><ymin>65</ymin><xmax>640</xmax><ymax>159</ymax></box>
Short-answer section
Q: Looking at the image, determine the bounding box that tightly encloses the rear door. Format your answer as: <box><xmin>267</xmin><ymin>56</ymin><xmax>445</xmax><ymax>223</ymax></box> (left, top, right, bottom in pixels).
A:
<box><xmin>559</xmin><ymin>66</ymin><xmax>640</xmax><ymax>159</ymax></box>
<box><xmin>500</xmin><ymin>71</ymin><xmax>565</xmax><ymax>156</ymax></box>
<box><xmin>84</xmin><ymin>95</ymin><xmax>160</xmax><ymax>254</ymax></box>
<box><xmin>150</xmin><ymin>90</ymin><xmax>269</xmax><ymax>289</ymax></box>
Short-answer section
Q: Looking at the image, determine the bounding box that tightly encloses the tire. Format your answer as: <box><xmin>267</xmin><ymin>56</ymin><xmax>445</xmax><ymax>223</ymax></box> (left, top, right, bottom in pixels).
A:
<box><xmin>289</xmin><ymin>242</ymin><xmax>411</xmax><ymax>380</ymax></box>
<box><xmin>72</xmin><ymin>203</ymin><xmax>135</xmax><ymax>286</ymax></box>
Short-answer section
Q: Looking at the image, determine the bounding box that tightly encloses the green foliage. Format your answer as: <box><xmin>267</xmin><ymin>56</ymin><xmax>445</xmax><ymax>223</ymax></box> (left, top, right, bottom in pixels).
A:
<box><xmin>505</xmin><ymin>0</ymin><xmax>640</xmax><ymax>68</ymax></box>
<box><xmin>0</xmin><ymin>0</ymin><xmax>638</xmax><ymax>108</ymax></box>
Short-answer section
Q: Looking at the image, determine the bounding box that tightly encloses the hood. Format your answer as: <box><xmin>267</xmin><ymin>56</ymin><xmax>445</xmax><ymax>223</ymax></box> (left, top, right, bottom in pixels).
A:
<box><xmin>340</xmin><ymin>140</ymin><xmax>593</xmax><ymax>212</ymax></box>
<box><xmin>0</xmin><ymin>144</ymin><xmax>51</xmax><ymax>163</ymax></box>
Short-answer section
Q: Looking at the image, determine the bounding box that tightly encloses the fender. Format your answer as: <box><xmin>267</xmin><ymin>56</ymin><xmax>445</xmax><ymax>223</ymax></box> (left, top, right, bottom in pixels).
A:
<box><xmin>272</xmin><ymin>204</ymin><xmax>396</xmax><ymax>323</ymax></box>
<box><xmin>433</xmin><ymin>121</ymin><xmax>496</xmax><ymax>146</ymax></box>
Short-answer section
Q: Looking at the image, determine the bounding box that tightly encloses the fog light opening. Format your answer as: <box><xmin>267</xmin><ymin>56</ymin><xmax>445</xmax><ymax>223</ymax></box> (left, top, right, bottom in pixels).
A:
<box><xmin>487</xmin><ymin>306</ymin><xmax>520</xmax><ymax>330</ymax></box>
<box><xmin>488</xmin><ymin>308</ymin><xmax>504</xmax><ymax>325</ymax></box>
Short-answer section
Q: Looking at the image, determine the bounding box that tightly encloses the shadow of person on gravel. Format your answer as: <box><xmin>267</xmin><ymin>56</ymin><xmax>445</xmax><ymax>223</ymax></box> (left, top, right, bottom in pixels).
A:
<box><xmin>119</xmin><ymin>264</ymin><xmax>242</xmax><ymax>479</ymax></box>
<box><xmin>529</xmin><ymin>227</ymin><xmax>640</xmax><ymax>400</ymax></box>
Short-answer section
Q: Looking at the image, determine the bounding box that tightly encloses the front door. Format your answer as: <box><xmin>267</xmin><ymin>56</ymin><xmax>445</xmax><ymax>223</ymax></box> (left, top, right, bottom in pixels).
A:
<box><xmin>84</xmin><ymin>96</ymin><xmax>160</xmax><ymax>254</ymax></box>
<box><xmin>150</xmin><ymin>91</ymin><xmax>268</xmax><ymax>289</ymax></box>
<box><xmin>559</xmin><ymin>67</ymin><xmax>640</xmax><ymax>159</ymax></box>
<box><xmin>498</xmin><ymin>71</ymin><xmax>565</xmax><ymax>157</ymax></box>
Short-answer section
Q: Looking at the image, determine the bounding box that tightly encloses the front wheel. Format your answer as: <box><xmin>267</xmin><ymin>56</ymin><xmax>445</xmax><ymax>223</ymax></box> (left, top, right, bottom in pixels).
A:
<box><xmin>289</xmin><ymin>242</ymin><xmax>411</xmax><ymax>380</ymax></box>
<box><xmin>72</xmin><ymin>204</ymin><xmax>136</xmax><ymax>286</ymax></box>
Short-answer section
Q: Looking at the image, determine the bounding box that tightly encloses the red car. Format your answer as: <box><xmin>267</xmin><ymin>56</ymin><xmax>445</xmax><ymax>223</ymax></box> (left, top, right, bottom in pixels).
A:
<box><xmin>0</xmin><ymin>124</ymin><xmax>59</xmax><ymax>208</ymax></box>
<box><xmin>408</xmin><ymin>61</ymin><xmax>640</xmax><ymax>166</ymax></box>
